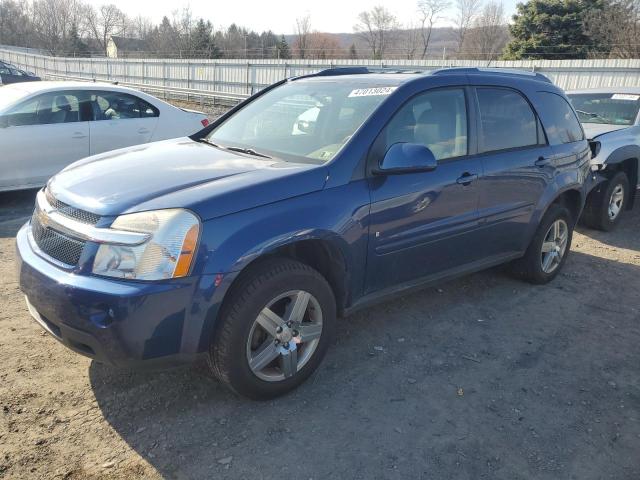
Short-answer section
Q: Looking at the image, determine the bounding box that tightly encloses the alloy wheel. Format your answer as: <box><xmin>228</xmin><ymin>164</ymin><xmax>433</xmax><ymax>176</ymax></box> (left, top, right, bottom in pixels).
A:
<box><xmin>540</xmin><ymin>219</ymin><xmax>569</xmax><ymax>274</ymax></box>
<box><xmin>608</xmin><ymin>184</ymin><xmax>625</xmax><ymax>220</ymax></box>
<box><xmin>246</xmin><ymin>290</ymin><xmax>323</xmax><ymax>382</ymax></box>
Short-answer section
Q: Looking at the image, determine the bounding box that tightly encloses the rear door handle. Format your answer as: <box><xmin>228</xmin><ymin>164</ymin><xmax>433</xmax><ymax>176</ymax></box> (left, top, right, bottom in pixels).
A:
<box><xmin>72</xmin><ymin>132</ymin><xmax>87</xmax><ymax>139</ymax></box>
<box><xmin>456</xmin><ymin>173</ymin><xmax>478</xmax><ymax>185</ymax></box>
<box><xmin>138</xmin><ymin>128</ymin><xmax>150</xmax><ymax>134</ymax></box>
<box><xmin>535</xmin><ymin>156</ymin><xmax>552</xmax><ymax>167</ymax></box>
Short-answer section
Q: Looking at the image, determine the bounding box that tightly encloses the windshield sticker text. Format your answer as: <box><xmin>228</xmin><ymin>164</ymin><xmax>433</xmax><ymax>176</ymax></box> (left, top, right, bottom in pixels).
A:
<box><xmin>348</xmin><ymin>87</ymin><xmax>398</xmax><ymax>97</ymax></box>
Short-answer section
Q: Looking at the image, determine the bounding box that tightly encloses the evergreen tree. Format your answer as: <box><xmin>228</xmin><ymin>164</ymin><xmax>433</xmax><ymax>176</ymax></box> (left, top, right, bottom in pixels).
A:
<box><xmin>349</xmin><ymin>43</ymin><xmax>358</xmax><ymax>59</ymax></box>
<box><xmin>192</xmin><ymin>18</ymin><xmax>220</xmax><ymax>58</ymax></box>
<box><xmin>277</xmin><ymin>35</ymin><xmax>291</xmax><ymax>59</ymax></box>
<box><xmin>503</xmin><ymin>0</ymin><xmax>609</xmax><ymax>59</ymax></box>
<box><xmin>67</xmin><ymin>22</ymin><xmax>89</xmax><ymax>57</ymax></box>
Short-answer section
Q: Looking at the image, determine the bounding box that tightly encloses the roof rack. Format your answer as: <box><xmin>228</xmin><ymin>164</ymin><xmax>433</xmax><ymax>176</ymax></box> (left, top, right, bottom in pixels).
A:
<box><xmin>314</xmin><ymin>67</ymin><xmax>371</xmax><ymax>76</ymax></box>
<box><xmin>431</xmin><ymin>67</ymin><xmax>552</xmax><ymax>84</ymax></box>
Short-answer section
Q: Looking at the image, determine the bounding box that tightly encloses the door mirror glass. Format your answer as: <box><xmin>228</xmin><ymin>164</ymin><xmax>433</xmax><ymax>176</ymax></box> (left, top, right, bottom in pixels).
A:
<box><xmin>376</xmin><ymin>142</ymin><xmax>437</xmax><ymax>174</ymax></box>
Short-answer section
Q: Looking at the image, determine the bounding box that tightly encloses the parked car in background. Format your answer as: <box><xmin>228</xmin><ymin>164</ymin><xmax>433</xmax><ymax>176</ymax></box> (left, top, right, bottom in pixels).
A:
<box><xmin>0</xmin><ymin>61</ymin><xmax>40</xmax><ymax>85</ymax></box>
<box><xmin>0</xmin><ymin>81</ymin><xmax>209</xmax><ymax>191</ymax></box>
<box><xmin>16</xmin><ymin>68</ymin><xmax>591</xmax><ymax>399</ymax></box>
<box><xmin>567</xmin><ymin>88</ymin><xmax>640</xmax><ymax>230</ymax></box>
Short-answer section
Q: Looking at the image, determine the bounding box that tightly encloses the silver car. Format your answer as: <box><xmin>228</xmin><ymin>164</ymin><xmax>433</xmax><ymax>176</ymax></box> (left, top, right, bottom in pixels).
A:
<box><xmin>567</xmin><ymin>88</ymin><xmax>640</xmax><ymax>231</ymax></box>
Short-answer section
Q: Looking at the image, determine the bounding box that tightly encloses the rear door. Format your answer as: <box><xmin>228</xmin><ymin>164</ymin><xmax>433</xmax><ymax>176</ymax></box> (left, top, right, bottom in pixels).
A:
<box><xmin>88</xmin><ymin>90</ymin><xmax>159</xmax><ymax>155</ymax></box>
<box><xmin>472</xmin><ymin>86</ymin><xmax>554</xmax><ymax>258</ymax></box>
<box><xmin>366</xmin><ymin>87</ymin><xmax>483</xmax><ymax>293</ymax></box>
<box><xmin>0</xmin><ymin>91</ymin><xmax>90</xmax><ymax>190</ymax></box>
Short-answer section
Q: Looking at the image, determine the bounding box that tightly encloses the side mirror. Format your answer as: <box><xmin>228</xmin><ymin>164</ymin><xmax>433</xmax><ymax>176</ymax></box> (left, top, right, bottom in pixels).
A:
<box><xmin>374</xmin><ymin>143</ymin><xmax>437</xmax><ymax>175</ymax></box>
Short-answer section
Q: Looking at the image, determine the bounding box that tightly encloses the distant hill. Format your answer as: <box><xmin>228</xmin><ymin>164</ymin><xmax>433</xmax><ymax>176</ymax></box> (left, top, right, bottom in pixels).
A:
<box><xmin>284</xmin><ymin>27</ymin><xmax>459</xmax><ymax>59</ymax></box>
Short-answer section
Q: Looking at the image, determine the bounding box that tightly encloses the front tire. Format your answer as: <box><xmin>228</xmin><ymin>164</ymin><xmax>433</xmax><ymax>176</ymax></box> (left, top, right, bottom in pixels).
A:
<box><xmin>511</xmin><ymin>204</ymin><xmax>574</xmax><ymax>284</ymax></box>
<box><xmin>209</xmin><ymin>258</ymin><xmax>336</xmax><ymax>400</ymax></box>
<box><xmin>582</xmin><ymin>171</ymin><xmax>630</xmax><ymax>231</ymax></box>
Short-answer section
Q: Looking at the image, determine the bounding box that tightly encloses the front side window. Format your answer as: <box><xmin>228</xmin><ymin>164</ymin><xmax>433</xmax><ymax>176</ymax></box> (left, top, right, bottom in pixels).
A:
<box><xmin>383</xmin><ymin>88</ymin><xmax>468</xmax><ymax>161</ymax></box>
<box><xmin>208</xmin><ymin>81</ymin><xmax>398</xmax><ymax>164</ymax></box>
<box><xmin>2</xmin><ymin>91</ymin><xmax>83</xmax><ymax>126</ymax></box>
<box><xmin>90</xmin><ymin>91</ymin><xmax>159</xmax><ymax>121</ymax></box>
<box><xmin>567</xmin><ymin>93</ymin><xmax>638</xmax><ymax>127</ymax></box>
<box><xmin>539</xmin><ymin>92</ymin><xmax>584</xmax><ymax>144</ymax></box>
<box><xmin>477</xmin><ymin>88</ymin><xmax>539</xmax><ymax>153</ymax></box>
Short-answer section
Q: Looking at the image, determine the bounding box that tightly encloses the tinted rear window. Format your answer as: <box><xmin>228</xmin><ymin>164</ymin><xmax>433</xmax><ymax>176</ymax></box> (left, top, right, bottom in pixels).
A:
<box><xmin>476</xmin><ymin>88</ymin><xmax>539</xmax><ymax>153</ymax></box>
<box><xmin>540</xmin><ymin>92</ymin><xmax>584</xmax><ymax>144</ymax></box>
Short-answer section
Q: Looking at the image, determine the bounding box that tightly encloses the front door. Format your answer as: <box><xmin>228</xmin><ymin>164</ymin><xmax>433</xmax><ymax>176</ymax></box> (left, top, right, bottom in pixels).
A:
<box><xmin>0</xmin><ymin>91</ymin><xmax>90</xmax><ymax>190</ymax></box>
<box><xmin>366</xmin><ymin>87</ymin><xmax>483</xmax><ymax>293</ymax></box>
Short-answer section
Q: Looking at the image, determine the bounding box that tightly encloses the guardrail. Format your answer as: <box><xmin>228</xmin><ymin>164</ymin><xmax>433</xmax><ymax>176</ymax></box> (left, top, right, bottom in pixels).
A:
<box><xmin>43</xmin><ymin>73</ymin><xmax>249</xmax><ymax>107</ymax></box>
<box><xmin>4</xmin><ymin>48</ymin><xmax>640</xmax><ymax>97</ymax></box>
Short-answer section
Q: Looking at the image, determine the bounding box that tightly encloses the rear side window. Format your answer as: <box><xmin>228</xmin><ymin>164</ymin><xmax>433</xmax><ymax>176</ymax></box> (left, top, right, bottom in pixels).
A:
<box><xmin>539</xmin><ymin>92</ymin><xmax>584</xmax><ymax>144</ymax></box>
<box><xmin>89</xmin><ymin>91</ymin><xmax>159</xmax><ymax>121</ymax></box>
<box><xmin>476</xmin><ymin>88</ymin><xmax>539</xmax><ymax>153</ymax></box>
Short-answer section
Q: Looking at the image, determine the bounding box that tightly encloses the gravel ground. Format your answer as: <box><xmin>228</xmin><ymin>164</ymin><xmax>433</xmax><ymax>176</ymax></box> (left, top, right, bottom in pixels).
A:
<box><xmin>1</xmin><ymin>187</ymin><xmax>639</xmax><ymax>480</ymax></box>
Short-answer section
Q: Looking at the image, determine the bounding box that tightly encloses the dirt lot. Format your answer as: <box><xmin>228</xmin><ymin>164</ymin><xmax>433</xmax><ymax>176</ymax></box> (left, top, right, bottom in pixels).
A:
<box><xmin>1</xmin><ymin>187</ymin><xmax>639</xmax><ymax>480</ymax></box>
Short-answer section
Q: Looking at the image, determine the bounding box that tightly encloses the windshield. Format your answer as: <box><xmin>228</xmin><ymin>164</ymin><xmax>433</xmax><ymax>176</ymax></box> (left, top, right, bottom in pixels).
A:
<box><xmin>207</xmin><ymin>80</ymin><xmax>399</xmax><ymax>164</ymax></box>
<box><xmin>568</xmin><ymin>93</ymin><xmax>640</xmax><ymax>126</ymax></box>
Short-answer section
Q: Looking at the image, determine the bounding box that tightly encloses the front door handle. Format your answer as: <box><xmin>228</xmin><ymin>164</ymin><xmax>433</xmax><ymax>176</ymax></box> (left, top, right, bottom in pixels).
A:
<box><xmin>138</xmin><ymin>128</ymin><xmax>150</xmax><ymax>134</ymax></box>
<box><xmin>456</xmin><ymin>173</ymin><xmax>478</xmax><ymax>186</ymax></box>
<box><xmin>535</xmin><ymin>156</ymin><xmax>552</xmax><ymax>167</ymax></box>
<box><xmin>72</xmin><ymin>132</ymin><xmax>87</xmax><ymax>139</ymax></box>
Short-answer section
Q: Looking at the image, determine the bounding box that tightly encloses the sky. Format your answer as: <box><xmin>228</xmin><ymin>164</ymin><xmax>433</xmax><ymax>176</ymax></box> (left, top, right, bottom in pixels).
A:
<box><xmin>83</xmin><ymin>0</ymin><xmax>520</xmax><ymax>34</ymax></box>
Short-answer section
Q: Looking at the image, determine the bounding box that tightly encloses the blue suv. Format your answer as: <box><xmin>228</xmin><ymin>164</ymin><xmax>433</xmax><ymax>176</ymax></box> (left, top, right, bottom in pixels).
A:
<box><xmin>16</xmin><ymin>68</ymin><xmax>591</xmax><ymax>399</ymax></box>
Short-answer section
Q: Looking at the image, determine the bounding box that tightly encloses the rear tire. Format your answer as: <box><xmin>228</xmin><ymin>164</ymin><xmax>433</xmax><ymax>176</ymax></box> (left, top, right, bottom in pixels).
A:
<box><xmin>511</xmin><ymin>204</ymin><xmax>574</xmax><ymax>284</ymax></box>
<box><xmin>208</xmin><ymin>258</ymin><xmax>336</xmax><ymax>400</ymax></box>
<box><xmin>582</xmin><ymin>171</ymin><xmax>630</xmax><ymax>231</ymax></box>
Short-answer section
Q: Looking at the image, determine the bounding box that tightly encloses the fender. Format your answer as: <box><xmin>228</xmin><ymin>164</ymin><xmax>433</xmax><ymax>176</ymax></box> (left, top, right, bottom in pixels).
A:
<box><xmin>604</xmin><ymin>144</ymin><xmax>640</xmax><ymax>167</ymax></box>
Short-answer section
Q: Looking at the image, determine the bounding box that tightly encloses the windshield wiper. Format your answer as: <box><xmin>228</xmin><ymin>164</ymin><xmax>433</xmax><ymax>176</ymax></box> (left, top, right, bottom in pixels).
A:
<box><xmin>197</xmin><ymin>138</ymin><xmax>222</xmax><ymax>148</ymax></box>
<box><xmin>225</xmin><ymin>146</ymin><xmax>272</xmax><ymax>159</ymax></box>
<box><xmin>575</xmin><ymin>109</ymin><xmax>607</xmax><ymax>121</ymax></box>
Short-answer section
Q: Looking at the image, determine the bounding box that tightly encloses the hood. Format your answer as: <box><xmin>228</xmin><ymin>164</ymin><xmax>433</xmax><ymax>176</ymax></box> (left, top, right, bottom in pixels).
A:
<box><xmin>48</xmin><ymin>138</ymin><xmax>328</xmax><ymax>220</ymax></box>
<box><xmin>581</xmin><ymin>123</ymin><xmax>628</xmax><ymax>139</ymax></box>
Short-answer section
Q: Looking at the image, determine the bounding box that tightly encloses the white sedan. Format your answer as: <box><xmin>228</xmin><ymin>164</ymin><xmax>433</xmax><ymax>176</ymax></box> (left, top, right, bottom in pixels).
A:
<box><xmin>0</xmin><ymin>81</ymin><xmax>210</xmax><ymax>191</ymax></box>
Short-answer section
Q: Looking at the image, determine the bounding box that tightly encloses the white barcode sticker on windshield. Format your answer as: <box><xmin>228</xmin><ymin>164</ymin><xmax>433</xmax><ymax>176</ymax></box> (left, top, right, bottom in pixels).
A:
<box><xmin>348</xmin><ymin>87</ymin><xmax>398</xmax><ymax>97</ymax></box>
<box><xmin>611</xmin><ymin>94</ymin><xmax>640</xmax><ymax>101</ymax></box>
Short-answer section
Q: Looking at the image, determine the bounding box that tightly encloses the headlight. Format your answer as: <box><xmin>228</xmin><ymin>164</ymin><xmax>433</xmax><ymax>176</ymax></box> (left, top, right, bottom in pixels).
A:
<box><xmin>92</xmin><ymin>209</ymin><xmax>200</xmax><ymax>280</ymax></box>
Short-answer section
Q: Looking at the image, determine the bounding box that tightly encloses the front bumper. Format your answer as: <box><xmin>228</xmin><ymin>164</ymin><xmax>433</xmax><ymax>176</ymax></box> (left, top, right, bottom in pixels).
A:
<box><xmin>15</xmin><ymin>223</ymin><xmax>225</xmax><ymax>368</ymax></box>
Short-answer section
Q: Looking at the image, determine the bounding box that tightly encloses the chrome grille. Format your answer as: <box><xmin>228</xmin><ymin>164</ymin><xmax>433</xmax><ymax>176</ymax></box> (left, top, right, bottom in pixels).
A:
<box><xmin>45</xmin><ymin>189</ymin><xmax>101</xmax><ymax>225</ymax></box>
<box><xmin>31</xmin><ymin>211</ymin><xmax>85</xmax><ymax>267</ymax></box>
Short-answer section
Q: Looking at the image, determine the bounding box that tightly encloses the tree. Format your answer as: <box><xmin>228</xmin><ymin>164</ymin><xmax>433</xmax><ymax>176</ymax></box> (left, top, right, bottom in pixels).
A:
<box><xmin>85</xmin><ymin>3</ymin><xmax>126</xmax><ymax>54</ymax></box>
<box><xmin>0</xmin><ymin>0</ymin><xmax>33</xmax><ymax>47</ymax></box>
<box><xmin>349</xmin><ymin>43</ymin><xmax>358</xmax><ymax>59</ymax></box>
<box><xmin>417</xmin><ymin>0</ymin><xmax>450</xmax><ymax>58</ymax></box>
<box><xmin>191</xmin><ymin>18</ymin><xmax>219</xmax><ymax>58</ymax></box>
<box><xmin>402</xmin><ymin>22</ymin><xmax>422</xmax><ymax>59</ymax></box>
<box><xmin>583</xmin><ymin>0</ymin><xmax>640</xmax><ymax>58</ymax></box>
<box><xmin>294</xmin><ymin>14</ymin><xmax>311</xmax><ymax>58</ymax></box>
<box><xmin>66</xmin><ymin>21</ymin><xmax>89</xmax><ymax>56</ymax></box>
<box><xmin>307</xmin><ymin>32</ymin><xmax>342</xmax><ymax>58</ymax></box>
<box><xmin>461</xmin><ymin>1</ymin><xmax>509</xmax><ymax>60</ymax></box>
<box><xmin>277</xmin><ymin>35</ymin><xmax>291</xmax><ymax>59</ymax></box>
<box><xmin>503</xmin><ymin>0</ymin><xmax>608</xmax><ymax>59</ymax></box>
<box><xmin>454</xmin><ymin>0</ymin><xmax>483</xmax><ymax>56</ymax></box>
<box><xmin>30</xmin><ymin>0</ymin><xmax>85</xmax><ymax>54</ymax></box>
<box><xmin>353</xmin><ymin>5</ymin><xmax>400</xmax><ymax>59</ymax></box>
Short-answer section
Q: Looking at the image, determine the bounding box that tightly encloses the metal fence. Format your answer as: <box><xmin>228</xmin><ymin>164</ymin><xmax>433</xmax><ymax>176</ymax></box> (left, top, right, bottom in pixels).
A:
<box><xmin>4</xmin><ymin>48</ymin><xmax>640</xmax><ymax>97</ymax></box>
